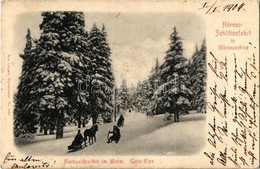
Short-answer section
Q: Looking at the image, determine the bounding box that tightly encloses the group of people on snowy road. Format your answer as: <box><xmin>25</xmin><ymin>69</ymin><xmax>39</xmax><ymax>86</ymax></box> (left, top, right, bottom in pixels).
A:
<box><xmin>106</xmin><ymin>114</ymin><xmax>125</xmax><ymax>143</ymax></box>
<box><xmin>68</xmin><ymin>114</ymin><xmax>125</xmax><ymax>152</ymax></box>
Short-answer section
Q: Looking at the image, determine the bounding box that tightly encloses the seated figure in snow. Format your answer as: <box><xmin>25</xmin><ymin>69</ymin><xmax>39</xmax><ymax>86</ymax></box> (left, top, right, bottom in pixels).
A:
<box><xmin>68</xmin><ymin>130</ymin><xmax>84</xmax><ymax>150</ymax></box>
<box><xmin>107</xmin><ymin>125</ymin><xmax>121</xmax><ymax>143</ymax></box>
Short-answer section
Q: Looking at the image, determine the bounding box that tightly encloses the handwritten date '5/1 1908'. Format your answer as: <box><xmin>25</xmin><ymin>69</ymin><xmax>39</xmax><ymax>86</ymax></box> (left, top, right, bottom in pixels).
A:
<box><xmin>199</xmin><ymin>1</ymin><xmax>245</xmax><ymax>14</ymax></box>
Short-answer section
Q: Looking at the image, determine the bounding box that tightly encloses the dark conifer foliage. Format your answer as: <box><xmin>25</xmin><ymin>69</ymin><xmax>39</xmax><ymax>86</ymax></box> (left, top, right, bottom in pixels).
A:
<box><xmin>154</xmin><ymin>27</ymin><xmax>192</xmax><ymax>121</ymax></box>
<box><xmin>117</xmin><ymin>79</ymin><xmax>130</xmax><ymax>111</ymax></box>
<box><xmin>14</xmin><ymin>29</ymin><xmax>38</xmax><ymax>138</ymax></box>
<box><xmin>86</xmin><ymin>24</ymin><xmax>115</xmax><ymax>124</ymax></box>
<box><xmin>189</xmin><ymin>40</ymin><xmax>207</xmax><ymax>113</ymax></box>
<box><xmin>132</xmin><ymin>27</ymin><xmax>195</xmax><ymax>121</ymax></box>
<box><xmin>15</xmin><ymin>12</ymin><xmax>206</xmax><ymax>140</ymax></box>
<box><xmin>127</xmin><ymin>27</ymin><xmax>206</xmax><ymax>121</ymax></box>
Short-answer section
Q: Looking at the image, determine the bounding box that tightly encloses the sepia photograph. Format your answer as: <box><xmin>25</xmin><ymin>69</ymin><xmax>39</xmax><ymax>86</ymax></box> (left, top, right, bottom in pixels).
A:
<box><xmin>13</xmin><ymin>11</ymin><xmax>206</xmax><ymax>156</ymax></box>
<box><xmin>1</xmin><ymin>1</ymin><xmax>258</xmax><ymax>168</ymax></box>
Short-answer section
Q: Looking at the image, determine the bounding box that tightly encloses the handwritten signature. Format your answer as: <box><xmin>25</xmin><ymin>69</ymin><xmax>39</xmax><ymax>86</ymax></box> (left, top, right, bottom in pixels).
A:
<box><xmin>2</xmin><ymin>152</ymin><xmax>55</xmax><ymax>169</ymax></box>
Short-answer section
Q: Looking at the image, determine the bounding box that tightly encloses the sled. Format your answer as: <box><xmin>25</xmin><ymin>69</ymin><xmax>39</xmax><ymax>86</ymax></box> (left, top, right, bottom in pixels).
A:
<box><xmin>68</xmin><ymin>141</ymin><xmax>86</xmax><ymax>152</ymax></box>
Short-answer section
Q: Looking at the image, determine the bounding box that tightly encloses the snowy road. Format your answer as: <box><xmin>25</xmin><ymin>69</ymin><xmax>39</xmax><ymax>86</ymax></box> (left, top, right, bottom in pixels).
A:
<box><xmin>15</xmin><ymin>111</ymin><xmax>206</xmax><ymax>156</ymax></box>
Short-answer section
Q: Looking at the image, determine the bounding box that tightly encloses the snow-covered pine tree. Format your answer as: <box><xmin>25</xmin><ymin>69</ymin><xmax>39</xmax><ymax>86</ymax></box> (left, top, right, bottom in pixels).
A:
<box><xmin>189</xmin><ymin>40</ymin><xmax>206</xmax><ymax>113</ymax></box>
<box><xmin>155</xmin><ymin>57</ymin><xmax>159</xmax><ymax>72</ymax></box>
<box><xmin>131</xmin><ymin>82</ymin><xmax>141</xmax><ymax>112</ymax></box>
<box><xmin>155</xmin><ymin>27</ymin><xmax>192</xmax><ymax>122</ymax></box>
<box><xmin>59</xmin><ymin>12</ymin><xmax>90</xmax><ymax>128</ymax></box>
<box><xmin>149</xmin><ymin>58</ymin><xmax>160</xmax><ymax>89</ymax></box>
<box><xmin>14</xmin><ymin>29</ymin><xmax>39</xmax><ymax>138</ymax></box>
<box><xmin>33</xmin><ymin>12</ymin><xmax>75</xmax><ymax>139</ymax></box>
<box><xmin>38</xmin><ymin>12</ymin><xmax>91</xmax><ymax>138</ymax></box>
<box><xmin>75</xmin><ymin>33</ymin><xmax>90</xmax><ymax>128</ymax></box>
<box><xmin>147</xmin><ymin>58</ymin><xmax>161</xmax><ymax>114</ymax></box>
<box><xmin>132</xmin><ymin>58</ymin><xmax>160</xmax><ymax>115</ymax></box>
<box><xmin>14</xmin><ymin>12</ymin><xmax>90</xmax><ymax>139</ymax></box>
<box><xmin>139</xmin><ymin>80</ymin><xmax>153</xmax><ymax>114</ymax></box>
<box><xmin>100</xmin><ymin>24</ymin><xmax>115</xmax><ymax>121</ymax></box>
<box><xmin>118</xmin><ymin>79</ymin><xmax>130</xmax><ymax>111</ymax></box>
<box><xmin>86</xmin><ymin>24</ymin><xmax>115</xmax><ymax>124</ymax></box>
<box><xmin>186</xmin><ymin>44</ymin><xmax>199</xmax><ymax>110</ymax></box>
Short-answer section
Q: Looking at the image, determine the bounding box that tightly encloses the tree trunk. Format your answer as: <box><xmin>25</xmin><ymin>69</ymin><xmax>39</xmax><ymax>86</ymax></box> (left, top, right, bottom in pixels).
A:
<box><xmin>114</xmin><ymin>89</ymin><xmax>117</xmax><ymax>122</ymax></box>
<box><xmin>78</xmin><ymin>114</ymin><xmax>82</xmax><ymax>128</ymax></box>
<box><xmin>44</xmin><ymin>129</ymin><xmax>48</xmax><ymax>135</ymax></box>
<box><xmin>174</xmin><ymin>111</ymin><xmax>179</xmax><ymax>122</ymax></box>
<box><xmin>56</xmin><ymin>110</ymin><xmax>64</xmax><ymax>139</ymax></box>
<box><xmin>42</xmin><ymin>124</ymin><xmax>48</xmax><ymax>135</ymax></box>
<box><xmin>82</xmin><ymin>117</ymin><xmax>86</xmax><ymax>127</ymax></box>
<box><xmin>39</xmin><ymin>126</ymin><xmax>43</xmax><ymax>133</ymax></box>
<box><xmin>92</xmin><ymin>116</ymin><xmax>95</xmax><ymax>125</ymax></box>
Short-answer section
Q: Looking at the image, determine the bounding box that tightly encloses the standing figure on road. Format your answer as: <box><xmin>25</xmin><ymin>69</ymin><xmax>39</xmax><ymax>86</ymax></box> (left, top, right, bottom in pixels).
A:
<box><xmin>117</xmin><ymin>114</ymin><xmax>124</xmax><ymax>127</ymax></box>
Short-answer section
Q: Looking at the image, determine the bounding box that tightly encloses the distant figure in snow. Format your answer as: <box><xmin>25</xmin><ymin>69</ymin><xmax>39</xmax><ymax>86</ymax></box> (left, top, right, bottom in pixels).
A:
<box><xmin>163</xmin><ymin>112</ymin><xmax>171</xmax><ymax>121</ymax></box>
<box><xmin>68</xmin><ymin>130</ymin><xmax>84</xmax><ymax>150</ymax></box>
<box><xmin>146</xmin><ymin>110</ymin><xmax>154</xmax><ymax>118</ymax></box>
<box><xmin>97</xmin><ymin>114</ymin><xmax>104</xmax><ymax>125</ymax></box>
<box><xmin>107</xmin><ymin>125</ymin><xmax>121</xmax><ymax>143</ymax></box>
<box><xmin>117</xmin><ymin>114</ymin><xmax>124</xmax><ymax>127</ymax></box>
<box><xmin>91</xmin><ymin>113</ymin><xmax>98</xmax><ymax>125</ymax></box>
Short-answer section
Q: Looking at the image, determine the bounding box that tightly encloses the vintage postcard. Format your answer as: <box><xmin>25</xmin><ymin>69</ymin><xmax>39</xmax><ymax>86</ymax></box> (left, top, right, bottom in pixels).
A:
<box><xmin>1</xmin><ymin>0</ymin><xmax>259</xmax><ymax>168</ymax></box>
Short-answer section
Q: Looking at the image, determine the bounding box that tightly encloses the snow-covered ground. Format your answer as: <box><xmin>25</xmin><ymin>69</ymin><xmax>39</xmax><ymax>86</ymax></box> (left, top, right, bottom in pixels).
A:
<box><xmin>15</xmin><ymin>111</ymin><xmax>206</xmax><ymax>156</ymax></box>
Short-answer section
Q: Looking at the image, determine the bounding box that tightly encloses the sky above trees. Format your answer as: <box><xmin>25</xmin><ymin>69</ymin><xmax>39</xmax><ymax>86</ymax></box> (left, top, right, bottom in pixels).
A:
<box><xmin>14</xmin><ymin>12</ymin><xmax>205</xmax><ymax>89</ymax></box>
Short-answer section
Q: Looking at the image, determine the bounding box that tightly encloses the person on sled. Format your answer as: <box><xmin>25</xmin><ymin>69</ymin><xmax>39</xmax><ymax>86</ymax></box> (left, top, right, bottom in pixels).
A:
<box><xmin>107</xmin><ymin>125</ymin><xmax>121</xmax><ymax>143</ymax></box>
<box><xmin>68</xmin><ymin>130</ymin><xmax>84</xmax><ymax>150</ymax></box>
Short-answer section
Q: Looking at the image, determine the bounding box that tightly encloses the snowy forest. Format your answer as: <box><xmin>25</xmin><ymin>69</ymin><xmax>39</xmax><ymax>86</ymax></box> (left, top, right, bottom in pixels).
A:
<box><xmin>14</xmin><ymin>12</ymin><xmax>206</xmax><ymax>153</ymax></box>
<box><xmin>14</xmin><ymin>12</ymin><xmax>115</xmax><ymax>139</ymax></box>
<box><xmin>120</xmin><ymin>29</ymin><xmax>206</xmax><ymax>118</ymax></box>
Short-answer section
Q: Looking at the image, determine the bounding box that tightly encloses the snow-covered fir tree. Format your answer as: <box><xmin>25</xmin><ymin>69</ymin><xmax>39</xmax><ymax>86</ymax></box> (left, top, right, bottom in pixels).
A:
<box><xmin>117</xmin><ymin>79</ymin><xmax>130</xmax><ymax>111</ymax></box>
<box><xmin>14</xmin><ymin>12</ymin><xmax>91</xmax><ymax>139</ymax></box>
<box><xmin>148</xmin><ymin>58</ymin><xmax>160</xmax><ymax>89</ymax></box>
<box><xmin>154</xmin><ymin>27</ymin><xmax>192</xmax><ymax>122</ymax></box>
<box><xmin>133</xmin><ymin>80</ymin><xmax>154</xmax><ymax>114</ymax></box>
<box><xmin>132</xmin><ymin>58</ymin><xmax>161</xmax><ymax>115</ymax></box>
<box><xmin>146</xmin><ymin>58</ymin><xmax>160</xmax><ymax>113</ymax></box>
<box><xmin>58</xmin><ymin>12</ymin><xmax>90</xmax><ymax>128</ymax></box>
<box><xmin>14</xmin><ymin>29</ymin><xmax>38</xmax><ymax>138</ymax></box>
<box><xmin>100</xmin><ymin>25</ymin><xmax>115</xmax><ymax>121</ymax></box>
<box><xmin>86</xmin><ymin>24</ymin><xmax>115</xmax><ymax>124</ymax></box>
<box><xmin>35</xmin><ymin>12</ymin><xmax>88</xmax><ymax>139</ymax></box>
<box><xmin>131</xmin><ymin>82</ymin><xmax>141</xmax><ymax>112</ymax></box>
<box><xmin>189</xmin><ymin>40</ymin><xmax>206</xmax><ymax>113</ymax></box>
